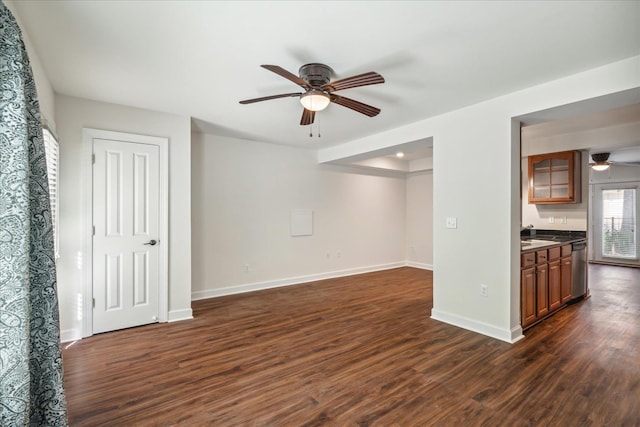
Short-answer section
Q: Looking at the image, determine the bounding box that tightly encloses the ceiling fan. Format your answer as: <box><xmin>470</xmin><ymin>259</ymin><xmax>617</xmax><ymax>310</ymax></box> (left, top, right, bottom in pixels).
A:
<box><xmin>590</xmin><ymin>152</ymin><xmax>640</xmax><ymax>171</ymax></box>
<box><xmin>239</xmin><ymin>63</ymin><xmax>384</xmax><ymax>125</ymax></box>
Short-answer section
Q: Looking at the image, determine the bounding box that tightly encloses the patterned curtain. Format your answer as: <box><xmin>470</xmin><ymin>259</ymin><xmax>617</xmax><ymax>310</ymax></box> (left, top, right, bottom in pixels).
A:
<box><xmin>0</xmin><ymin>2</ymin><xmax>68</xmax><ymax>425</ymax></box>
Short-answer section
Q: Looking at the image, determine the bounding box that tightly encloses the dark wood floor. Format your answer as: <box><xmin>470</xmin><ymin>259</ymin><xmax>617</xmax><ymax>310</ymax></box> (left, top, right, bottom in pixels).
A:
<box><xmin>62</xmin><ymin>265</ymin><xmax>640</xmax><ymax>426</ymax></box>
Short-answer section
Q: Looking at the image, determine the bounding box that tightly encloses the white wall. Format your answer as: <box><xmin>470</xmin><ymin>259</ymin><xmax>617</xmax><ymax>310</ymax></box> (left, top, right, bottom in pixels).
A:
<box><xmin>318</xmin><ymin>55</ymin><xmax>640</xmax><ymax>343</ymax></box>
<box><xmin>590</xmin><ymin>164</ymin><xmax>640</xmax><ymax>185</ymax></box>
<box><xmin>191</xmin><ymin>133</ymin><xmax>408</xmax><ymax>298</ymax></box>
<box><xmin>55</xmin><ymin>95</ymin><xmax>192</xmax><ymax>340</ymax></box>
<box><xmin>406</xmin><ymin>171</ymin><xmax>433</xmax><ymax>269</ymax></box>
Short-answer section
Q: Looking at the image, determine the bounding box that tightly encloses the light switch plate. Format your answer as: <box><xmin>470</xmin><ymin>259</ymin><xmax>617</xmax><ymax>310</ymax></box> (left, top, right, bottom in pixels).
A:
<box><xmin>446</xmin><ymin>217</ymin><xmax>457</xmax><ymax>229</ymax></box>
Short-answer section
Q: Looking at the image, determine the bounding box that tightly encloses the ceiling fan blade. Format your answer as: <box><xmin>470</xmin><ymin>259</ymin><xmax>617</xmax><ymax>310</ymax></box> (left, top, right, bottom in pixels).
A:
<box><xmin>239</xmin><ymin>92</ymin><xmax>302</xmax><ymax>104</ymax></box>
<box><xmin>322</xmin><ymin>71</ymin><xmax>385</xmax><ymax>92</ymax></box>
<box><xmin>261</xmin><ymin>65</ymin><xmax>310</xmax><ymax>89</ymax></box>
<box><xmin>330</xmin><ymin>94</ymin><xmax>380</xmax><ymax>117</ymax></box>
<box><xmin>615</xmin><ymin>161</ymin><xmax>640</xmax><ymax>166</ymax></box>
<box><xmin>300</xmin><ymin>108</ymin><xmax>315</xmax><ymax>126</ymax></box>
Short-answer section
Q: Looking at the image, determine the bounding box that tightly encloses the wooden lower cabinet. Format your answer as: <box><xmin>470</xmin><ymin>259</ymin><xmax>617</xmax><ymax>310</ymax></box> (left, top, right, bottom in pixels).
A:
<box><xmin>521</xmin><ymin>244</ymin><xmax>573</xmax><ymax>330</ymax></box>
<box><xmin>536</xmin><ymin>263</ymin><xmax>549</xmax><ymax>318</ymax></box>
<box><xmin>548</xmin><ymin>259</ymin><xmax>562</xmax><ymax>311</ymax></box>
<box><xmin>521</xmin><ymin>266</ymin><xmax>537</xmax><ymax>327</ymax></box>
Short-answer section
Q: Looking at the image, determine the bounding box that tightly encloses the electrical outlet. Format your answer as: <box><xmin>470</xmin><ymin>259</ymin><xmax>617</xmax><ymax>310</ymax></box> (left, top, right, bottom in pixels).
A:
<box><xmin>337</xmin><ymin>250</ymin><xmax>341</xmax><ymax>258</ymax></box>
<box><xmin>244</xmin><ymin>264</ymin><xmax>250</xmax><ymax>273</ymax></box>
<box><xmin>561</xmin><ymin>216</ymin><xmax>567</xmax><ymax>224</ymax></box>
<box><xmin>548</xmin><ymin>216</ymin><xmax>555</xmax><ymax>224</ymax></box>
<box><xmin>446</xmin><ymin>217</ymin><xmax>457</xmax><ymax>229</ymax></box>
<box><xmin>480</xmin><ymin>284</ymin><xmax>488</xmax><ymax>297</ymax></box>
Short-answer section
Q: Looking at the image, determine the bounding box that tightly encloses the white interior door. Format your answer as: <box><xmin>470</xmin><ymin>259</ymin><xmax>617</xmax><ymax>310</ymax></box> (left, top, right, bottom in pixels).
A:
<box><xmin>92</xmin><ymin>137</ymin><xmax>160</xmax><ymax>334</ymax></box>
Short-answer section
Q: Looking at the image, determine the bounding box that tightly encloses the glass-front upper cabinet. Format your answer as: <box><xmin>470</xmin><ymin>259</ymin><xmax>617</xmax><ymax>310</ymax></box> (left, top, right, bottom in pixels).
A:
<box><xmin>528</xmin><ymin>150</ymin><xmax>580</xmax><ymax>204</ymax></box>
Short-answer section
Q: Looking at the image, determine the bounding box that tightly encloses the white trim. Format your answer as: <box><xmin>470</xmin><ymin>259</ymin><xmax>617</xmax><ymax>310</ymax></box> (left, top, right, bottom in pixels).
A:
<box><xmin>431</xmin><ymin>308</ymin><xmax>522</xmax><ymax>344</ymax></box>
<box><xmin>191</xmin><ymin>262</ymin><xmax>406</xmax><ymax>300</ymax></box>
<box><xmin>168</xmin><ymin>309</ymin><xmax>194</xmax><ymax>322</ymax></box>
<box><xmin>406</xmin><ymin>261</ymin><xmax>433</xmax><ymax>270</ymax></box>
<box><xmin>510</xmin><ymin>326</ymin><xmax>525</xmax><ymax>343</ymax></box>
<box><xmin>60</xmin><ymin>328</ymin><xmax>82</xmax><ymax>343</ymax></box>
<box><xmin>82</xmin><ymin>128</ymin><xmax>169</xmax><ymax>337</ymax></box>
<box><xmin>82</xmin><ymin>131</ymin><xmax>93</xmax><ymax>337</ymax></box>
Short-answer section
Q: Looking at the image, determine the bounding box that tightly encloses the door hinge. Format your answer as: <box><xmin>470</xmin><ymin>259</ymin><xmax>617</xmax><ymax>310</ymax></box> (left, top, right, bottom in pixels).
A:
<box><xmin>92</xmin><ymin>153</ymin><xmax>95</xmax><ymax>164</ymax></box>
<box><xmin>92</xmin><ymin>298</ymin><xmax>95</xmax><ymax>308</ymax></box>
<box><xmin>92</xmin><ymin>225</ymin><xmax>95</xmax><ymax>236</ymax></box>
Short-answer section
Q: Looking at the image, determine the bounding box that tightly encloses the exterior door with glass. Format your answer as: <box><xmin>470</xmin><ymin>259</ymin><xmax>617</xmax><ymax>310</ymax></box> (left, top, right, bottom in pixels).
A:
<box><xmin>592</xmin><ymin>184</ymin><xmax>639</xmax><ymax>266</ymax></box>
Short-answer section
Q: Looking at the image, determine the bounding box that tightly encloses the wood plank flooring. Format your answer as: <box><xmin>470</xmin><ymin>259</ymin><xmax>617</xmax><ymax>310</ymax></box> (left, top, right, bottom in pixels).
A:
<box><xmin>62</xmin><ymin>265</ymin><xmax>640</xmax><ymax>426</ymax></box>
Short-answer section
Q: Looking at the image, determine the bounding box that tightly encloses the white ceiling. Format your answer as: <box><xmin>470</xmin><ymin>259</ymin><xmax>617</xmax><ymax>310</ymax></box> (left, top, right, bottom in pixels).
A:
<box><xmin>11</xmin><ymin>1</ymin><xmax>640</xmax><ymax>148</ymax></box>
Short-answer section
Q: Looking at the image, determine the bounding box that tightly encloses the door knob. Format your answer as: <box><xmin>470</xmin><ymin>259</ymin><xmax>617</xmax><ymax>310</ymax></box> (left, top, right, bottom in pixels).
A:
<box><xmin>144</xmin><ymin>239</ymin><xmax>158</xmax><ymax>246</ymax></box>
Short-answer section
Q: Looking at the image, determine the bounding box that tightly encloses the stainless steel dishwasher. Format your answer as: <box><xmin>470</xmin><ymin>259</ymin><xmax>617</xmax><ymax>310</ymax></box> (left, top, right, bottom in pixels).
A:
<box><xmin>571</xmin><ymin>239</ymin><xmax>588</xmax><ymax>300</ymax></box>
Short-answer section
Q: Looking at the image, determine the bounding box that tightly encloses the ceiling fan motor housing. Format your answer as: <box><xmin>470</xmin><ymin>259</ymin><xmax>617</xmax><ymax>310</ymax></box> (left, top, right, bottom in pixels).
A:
<box><xmin>592</xmin><ymin>152</ymin><xmax>610</xmax><ymax>162</ymax></box>
<box><xmin>299</xmin><ymin>63</ymin><xmax>334</xmax><ymax>87</ymax></box>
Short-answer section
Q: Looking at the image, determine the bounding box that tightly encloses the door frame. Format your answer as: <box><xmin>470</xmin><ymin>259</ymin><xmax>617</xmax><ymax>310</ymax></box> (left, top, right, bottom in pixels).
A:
<box><xmin>82</xmin><ymin>128</ymin><xmax>169</xmax><ymax>337</ymax></box>
<box><xmin>591</xmin><ymin>182</ymin><xmax>639</xmax><ymax>264</ymax></box>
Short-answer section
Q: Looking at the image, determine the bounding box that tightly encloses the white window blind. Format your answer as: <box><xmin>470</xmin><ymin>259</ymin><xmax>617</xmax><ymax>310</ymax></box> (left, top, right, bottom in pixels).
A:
<box><xmin>601</xmin><ymin>188</ymin><xmax>636</xmax><ymax>259</ymax></box>
<box><xmin>43</xmin><ymin>128</ymin><xmax>59</xmax><ymax>259</ymax></box>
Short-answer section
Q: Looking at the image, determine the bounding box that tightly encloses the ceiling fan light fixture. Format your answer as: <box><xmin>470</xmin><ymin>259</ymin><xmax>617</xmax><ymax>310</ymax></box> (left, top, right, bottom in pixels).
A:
<box><xmin>300</xmin><ymin>90</ymin><xmax>330</xmax><ymax>112</ymax></box>
<box><xmin>591</xmin><ymin>153</ymin><xmax>610</xmax><ymax>171</ymax></box>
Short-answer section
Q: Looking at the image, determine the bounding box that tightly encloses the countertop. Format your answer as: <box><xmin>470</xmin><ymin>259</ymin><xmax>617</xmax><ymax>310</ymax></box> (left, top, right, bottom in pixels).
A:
<box><xmin>520</xmin><ymin>229</ymin><xmax>587</xmax><ymax>253</ymax></box>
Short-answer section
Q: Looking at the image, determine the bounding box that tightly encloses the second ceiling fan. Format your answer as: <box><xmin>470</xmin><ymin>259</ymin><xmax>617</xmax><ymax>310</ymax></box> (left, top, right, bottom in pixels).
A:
<box><xmin>239</xmin><ymin>63</ymin><xmax>384</xmax><ymax>125</ymax></box>
<box><xmin>590</xmin><ymin>152</ymin><xmax>640</xmax><ymax>171</ymax></box>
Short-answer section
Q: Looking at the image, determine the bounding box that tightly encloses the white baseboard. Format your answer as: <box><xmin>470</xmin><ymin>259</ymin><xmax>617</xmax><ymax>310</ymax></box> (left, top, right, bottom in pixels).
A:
<box><xmin>60</xmin><ymin>328</ymin><xmax>82</xmax><ymax>343</ymax></box>
<box><xmin>168</xmin><ymin>308</ymin><xmax>193</xmax><ymax>322</ymax></box>
<box><xmin>60</xmin><ymin>310</ymin><xmax>194</xmax><ymax>343</ymax></box>
<box><xmin>191</xmin><ymin>262</ymin><xmax>406</xmax><ymax>300</ymax></box>
<box><xmin>406</xmin><ymin>261</ymin><xmax>433</xmax><ymax>270</ymax></box>
<box><xmin>510</xmin><ymin>326</ymin><xmax>525</xmax><ymax>343</ymax></box>
<box><xmin>431</xmin><ymin>308</ymin><xmax>522</xmax><ymax>344</ymax></box>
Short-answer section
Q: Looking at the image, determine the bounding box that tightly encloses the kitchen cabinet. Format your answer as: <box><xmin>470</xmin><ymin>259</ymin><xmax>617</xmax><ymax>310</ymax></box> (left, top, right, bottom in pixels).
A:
<box><xmin>535</xmin><ymin>262</ymin><xmax>549</xmax><ymax>318</ymax></box>
<box><xmin>547</xmin><ymin>246</ymin><xmax>562</xmax><ymax>311</ymax></box>
<box><xmin>528</xmin><ymin>150</ymin><xmax>580</xmax><ymax>204</ymax></box>
<box><xmin>521</xmin><ymin>266</ymin><xmax>536</xmax><ymax>327</ymax></box>
<box><xmin>521</xmin><ymin>243</ymin><xmax>573</xmax><ymax>330</ymax></box>
<box><xmin>548</xmin><ymin>259</ymin><xmax>562</xmax><ymax>312</ymax></box>
<box><xmin>521</xmin><ymin>251</ymin><xmax>543</xmax><ymax>329</ymax></box>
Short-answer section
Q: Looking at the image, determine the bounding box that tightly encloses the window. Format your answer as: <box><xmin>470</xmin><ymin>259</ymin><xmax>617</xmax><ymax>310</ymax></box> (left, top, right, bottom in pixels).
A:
<box><xmin>43</xmin><ymin>127</ymin><xmax>59</xmax><ymax>259</ymax></box>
